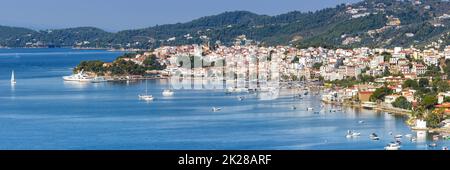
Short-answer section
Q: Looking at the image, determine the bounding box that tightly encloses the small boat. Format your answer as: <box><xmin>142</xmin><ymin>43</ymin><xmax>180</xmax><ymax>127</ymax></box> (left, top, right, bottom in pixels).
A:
<box><xmin>291</xmin><ymin>106</ymin><xmax>297</xmax><ymax>110</ymax></box>
<box><xmin>433</xmin><ymin>135</ymin><xmax>439</xmax><ymax>141</ymax></box>
<box><xmin>162</xmin><ymin>89</ymin><xmax>174</xmax><ymax>96</ymax></box>
<box><xmin>429</xmin><ymin>143</ymin><xmax>438</xmax><ymax>147</ymax></box>
<box><xmin>395</xmin><ymin>135</ymin><xmax>403</xmax><ymax>139</ymax></box>
<box><xmin>358</xmin><ymin>120</ymin><xmax>365</xmax><ymax>124</ymax></box>
<box><xmin>411</xmin><ymin>137</ymin><xmax>417</xmax><ymax>142</ymax></box>
<box><xmin>139</xmin><ymin>80</ymin><xmax>154</xmax><ymax>101</ymax></box>
<box><xmin>384</xmin><ymin>142</ymin><xmax>401</xmax><ymax>150</ymax></box>
<box><xmin>370</xmin><ymin>133</ymin><xmax>380</xmax><ymax>140</ymax></box>
<box><xmin>11</xmin><ymin>70</ymin><xmax>16</xmax><ymax>85</ymax></box>
<box><xmin>237</xmin><ymin>96</ymin><xmax>245</xmax><ymax>101</ymax></box>
<box><xmin>346</xmin><ymin>130</ymin><xmax>361</xmax><ymax>138</ymax></box>
<box><xmin>389</xmin><ymin>132</ymin><xmax>393</xmax><ymax>135</ymax></box>
<box><xmin>212</xmin><ymin>107</ymin><xmax>222</xmax><ymax>112</ymax></box>
<box><xmin>307</xmin><ymin>107</ymin><xmax>314</xmax><ymax>111</ymax></box>
<box><xmin>139</xmin><ymin>95</ymin><xmax>154</xmax><ymax>101</ymax></box>
<box><xmin>443</xmin><ymin>147</ymin><xmax>448</xmax><ymax>150</ymax></box>
<box><xmin>313</xmin><ymin>111</ymin><xmax>320</xmax><ymax>114</ymax></box>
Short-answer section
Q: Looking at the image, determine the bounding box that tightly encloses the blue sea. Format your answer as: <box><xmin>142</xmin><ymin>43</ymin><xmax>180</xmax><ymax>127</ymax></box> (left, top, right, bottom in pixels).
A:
<box><xmin>0</xmin><ymin>48</ymin><xmax>448</xmax><ymax>150</ymax></box>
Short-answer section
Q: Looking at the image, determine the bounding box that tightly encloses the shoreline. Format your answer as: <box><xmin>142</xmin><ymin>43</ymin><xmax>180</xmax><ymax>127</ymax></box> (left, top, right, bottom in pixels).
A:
<box><xmin>322</xmin><ymin>99</ymin><xmax>450</xmax><ymax>134</ymax></box>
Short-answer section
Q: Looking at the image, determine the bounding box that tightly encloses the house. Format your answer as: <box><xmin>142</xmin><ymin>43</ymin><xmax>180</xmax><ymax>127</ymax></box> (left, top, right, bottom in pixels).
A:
<box><xmin>412</xmin><ymin>63</ymin><xmax>426</xmax><ymax>75</ymax></box>
<box><xmin>358</xmin><ymin>91</ymin><xmax>374</xmax><ymax>102</ymax></box>
<box><xmin>435</xmin><ymin>102</ymin><xmax>450</xmax><ymax>115</ymax></box>
<box><xmin>437</xmin><ymin>92</ymin><xmax>450</xmax><ymax>104</ymax></box>
<box><xmin>385</xmin><ymin>95</ymin><xmax>400</xmax><ymax>104</ymax></box>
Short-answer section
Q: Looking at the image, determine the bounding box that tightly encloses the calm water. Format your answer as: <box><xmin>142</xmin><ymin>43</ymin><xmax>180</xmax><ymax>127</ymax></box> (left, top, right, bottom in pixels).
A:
<box><xmin>0</xmin><ymin>48</ymin><xmax>448</xmax><ymax>150</ymax></box>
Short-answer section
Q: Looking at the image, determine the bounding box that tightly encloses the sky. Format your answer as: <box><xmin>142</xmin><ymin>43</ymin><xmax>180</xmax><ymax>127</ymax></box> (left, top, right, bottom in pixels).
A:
<box><xmin>0</xmin><ymin>0</ymin><xmax>361</xmax><ymax>32</ymax></box>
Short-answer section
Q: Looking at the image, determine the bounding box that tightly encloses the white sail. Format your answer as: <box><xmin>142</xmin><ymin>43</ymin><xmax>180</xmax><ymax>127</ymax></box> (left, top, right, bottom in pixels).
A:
<box><xmin>11</xmin><ymin>70</ymin><xmax>16</xmax><ymax>84</ymax></box>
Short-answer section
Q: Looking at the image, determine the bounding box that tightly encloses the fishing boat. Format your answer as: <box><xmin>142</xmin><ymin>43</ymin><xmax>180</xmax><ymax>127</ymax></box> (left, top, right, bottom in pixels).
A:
<box><xmin>10</xmin><ymin>70</ymin><xmax>16</xmax><ymax>85</ymax></box>
<box><xmin>384</xmin><ymin>142</ymin><xmax>401</xmax><ymax>150</ymax></box>
<box><xmin>139</xmin><ymin>80</ymin><xmax>154</xmax><ymax>101</ymax></box>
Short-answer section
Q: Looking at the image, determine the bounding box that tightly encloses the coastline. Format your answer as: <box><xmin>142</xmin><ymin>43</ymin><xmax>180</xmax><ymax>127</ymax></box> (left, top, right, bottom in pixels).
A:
<box><xmin>321</xmin><ymin>99</ymin><xmax>450</xmax><ymax>134</ymax></box>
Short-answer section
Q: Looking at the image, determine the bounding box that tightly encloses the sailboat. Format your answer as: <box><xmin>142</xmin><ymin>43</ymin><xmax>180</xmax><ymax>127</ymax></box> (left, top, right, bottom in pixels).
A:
<box><xmin>139</xmin><ymin>80</ymin><xmax>154</xmax><ymax>101</ymax></box>
<box><xmin>11</xmin><ymin>70</ymin><xmax>16</xmax><ymax>85</ymax></box>
<box><xmin>162</xmin><ymin>79</ymin><xmax>174</xmax><ymax>97</ymax></box>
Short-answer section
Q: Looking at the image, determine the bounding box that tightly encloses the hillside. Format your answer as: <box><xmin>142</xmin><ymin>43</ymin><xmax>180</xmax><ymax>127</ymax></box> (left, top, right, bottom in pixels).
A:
<box><xmin>0</xmin><ymin>0</ymin><xmax>449</xmax><ymax>49</ymax></box>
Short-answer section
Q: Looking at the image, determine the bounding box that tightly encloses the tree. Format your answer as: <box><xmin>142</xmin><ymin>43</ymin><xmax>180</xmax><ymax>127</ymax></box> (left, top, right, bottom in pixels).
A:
<box><xmin>392</xmin><ymin>96</ymin><xmax>412</xmax><ymax>110</ymax></box>
<box><xmin>425</xmin><ymin>109</ymin><xmax>444</xmax><ymax>128</ymax></box>
<box><xmin>434</xmin><ymin>80</ymin><xmax>450</xmax><ymax>93</ymax></box>
<box><xmin>402</xmin><ymin>79</ymin><xmax>418</xmax><ymax>89</ymax></box>
<box><xmin>418</xmin><ymin>78</ymin><xmax>429</xmax><ymax>88</ymax></box>
<box><xmin>420</xmin><ymin>95</ymin><xmax>437</xmax><ymax>110</ymax></box>
<box><xmin>143</xmin><ymin>55</ymin><xmax>166</xmax><ymax>70</ymax></box>
<box><xmin>382</xmin><ymin>52</ymin><xmax>392</xmax><ymax>62</ymax></box>
<box><xmin>312</xmin><ymin>62</ymin><xmax>323</xmax><ymax>69</ymax></box>
<box><xmin>370</xmin><ymin>87</ymin><xmax>392</xmax><ymax>102</ymax></box>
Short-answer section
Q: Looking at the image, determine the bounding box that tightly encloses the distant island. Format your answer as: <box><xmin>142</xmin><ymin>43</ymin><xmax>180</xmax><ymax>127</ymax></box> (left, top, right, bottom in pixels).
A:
<box><xmin>1</xmin><ymin>0</ymin><xmax>449</xmax><ymax>50</ymax></box>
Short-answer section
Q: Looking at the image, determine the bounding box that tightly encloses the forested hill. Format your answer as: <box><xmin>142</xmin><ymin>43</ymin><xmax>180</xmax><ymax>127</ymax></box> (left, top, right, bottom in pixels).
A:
<box><xmin>1</xmin><ymin>0</ymin><xmax>449</xmax><ymax>49</ymax></box>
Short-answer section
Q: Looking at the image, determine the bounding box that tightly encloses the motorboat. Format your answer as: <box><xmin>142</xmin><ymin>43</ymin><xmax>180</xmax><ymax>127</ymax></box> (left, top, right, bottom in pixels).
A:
<box><xmin>395</xmin><ymin>135</ymin><xmax>403</xmax><ymax>139</ymax></box>
<box><xmin>162</xmin><ymin>89</ymin><xmax>174</xmax><ymax>96</ymax></box>
<box><xmin>358</xmin><ymin>120</ymin><xmax>365</xmax><ymax>124</ymax></box>
<box><xmin>63</xmin><ymin>70</ymin><xmax>92</xmax><ymax>82</ymax></box>
<box><xmin>384</xmin><ymin>142</ymin><xmax>401</xmax><ymax>150</ymax></box>
<box><xmin>291</xmin><ymin>106</ymin><xmax>297</xmax><ymax>110</ymax></box>
<box><xmin>307</xmin><ymin>107</ymin><xmax>314</xmax><ymax>111</ymax></box>
<box><xmin>443</xmin><ymin>147</ymin><xmax>448</xmax><ymax>150</ymax></box>
<box><xmin>346</xmin><ymin>130</ymin><xmax>361</xmax><ymax>138</ymax></box>
<box><xmin>369</xmin><ymin>133</ymin><xmax>380</xmax><ymax>140</ymax></box>
<box><xmin>212</xmin><ymin>107</ymin><xmax>222</xmax><ymax>112</ymax></box>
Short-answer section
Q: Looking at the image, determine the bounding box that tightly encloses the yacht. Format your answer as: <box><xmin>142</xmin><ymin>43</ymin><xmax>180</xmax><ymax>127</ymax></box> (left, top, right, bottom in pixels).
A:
<box><xmin>10</xmin><ymin>70</ymin><xmax>16</xmax><ymax>85</ymax></box>
<box><xmin>63</xmin><ymin>70</ymin><xmax>92</xmax><ymax>82</ymax></box>
<box><xmin>139</xmin><ymin>80</ymin><xmax>154</xmax><ymax>101</ymax></box>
